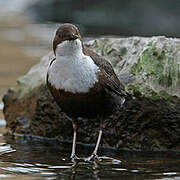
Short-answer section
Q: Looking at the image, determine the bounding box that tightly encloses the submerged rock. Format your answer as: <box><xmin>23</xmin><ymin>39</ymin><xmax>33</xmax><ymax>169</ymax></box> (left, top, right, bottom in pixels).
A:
<box><xmin>3</xmin><ymin>36</ymin><xmax>180</xmax><ymax>151</ymax></box>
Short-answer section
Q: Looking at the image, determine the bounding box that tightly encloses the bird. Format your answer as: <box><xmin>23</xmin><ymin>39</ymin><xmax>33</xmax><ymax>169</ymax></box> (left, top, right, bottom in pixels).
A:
<box><xmin>47</xmin><ymin>23</ymin><xmax>126</xmax><ymax>161</ymax></box>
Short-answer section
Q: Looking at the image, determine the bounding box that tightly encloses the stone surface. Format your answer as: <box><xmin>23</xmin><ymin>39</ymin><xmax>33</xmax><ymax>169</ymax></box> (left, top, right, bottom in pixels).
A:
<box><xmin>3</xmin><ymin>36</ymin><xmax>180</xmax><ymax>151</ymax></box>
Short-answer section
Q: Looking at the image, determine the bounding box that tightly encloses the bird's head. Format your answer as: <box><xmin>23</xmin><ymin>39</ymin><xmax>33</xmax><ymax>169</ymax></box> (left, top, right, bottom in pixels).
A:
<box><xmin>53</xmin><ymin>23</ymin><xmax>83</xmax><ymax>56</ymax></box>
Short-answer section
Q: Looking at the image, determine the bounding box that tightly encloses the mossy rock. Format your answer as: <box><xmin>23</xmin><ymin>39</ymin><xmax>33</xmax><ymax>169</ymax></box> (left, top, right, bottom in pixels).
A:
<box><xmin>3</xmin><ymin>36</ymin><xmax>180</xmax><ymax>151</ymax></box>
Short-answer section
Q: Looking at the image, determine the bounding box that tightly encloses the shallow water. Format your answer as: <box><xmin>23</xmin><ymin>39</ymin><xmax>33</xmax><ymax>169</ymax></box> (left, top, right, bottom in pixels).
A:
<box><xmin>0</xmin><ymin>130</ymin><xmax>179</xmax><ymax>180</ymax></box>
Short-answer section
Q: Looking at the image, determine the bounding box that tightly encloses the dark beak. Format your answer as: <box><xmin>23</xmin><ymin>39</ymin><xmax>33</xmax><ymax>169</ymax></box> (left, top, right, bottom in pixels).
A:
<box><xmin>70</xmin><ymin>34</ymin><xmax>78</xmax><ymax>41</ymax></box>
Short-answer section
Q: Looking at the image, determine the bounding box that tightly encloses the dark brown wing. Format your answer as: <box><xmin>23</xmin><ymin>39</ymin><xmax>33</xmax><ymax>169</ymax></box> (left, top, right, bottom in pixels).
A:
<box><xmin>84</xmin><ymin>49</ymin><xmax>127</xmax><ymax>97</ymax></box>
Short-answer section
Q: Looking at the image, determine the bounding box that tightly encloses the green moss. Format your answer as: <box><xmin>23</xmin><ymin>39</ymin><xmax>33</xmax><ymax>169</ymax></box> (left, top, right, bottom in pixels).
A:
<box><xmin>130</xmin><ymin>58</ymin><xmax>142</xmax><ymax>75</ymax></box>
<box><xmin>141</xmin><ymin>48</ymin><xmax>165</xmax><ymax>79</ymax></box>
<box><xmin>130</xmin><ymin>42</ymin><xmax>178</xmax><ymax>89</ymax></box>
<box><xmin>119</xmin><ymin>47</ymin><xmax>127</xmax><ymax>56</ymax></box>
<box><xmin>126</xmin><ymin>83</ymin><xmax>141</xmax><ymax>95</ymax></box>
<box><xmin>127</xmin><ymin>82</ymin><xmax>172</xmax><ymax>101</ymax></box>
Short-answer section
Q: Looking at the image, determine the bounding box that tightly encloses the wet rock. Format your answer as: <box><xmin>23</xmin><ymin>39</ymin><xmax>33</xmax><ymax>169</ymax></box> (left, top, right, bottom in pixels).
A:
<box><xmin>3</xmin><ymin>36</ymin><xmax>180</xmax><ymax>151</ymax></box>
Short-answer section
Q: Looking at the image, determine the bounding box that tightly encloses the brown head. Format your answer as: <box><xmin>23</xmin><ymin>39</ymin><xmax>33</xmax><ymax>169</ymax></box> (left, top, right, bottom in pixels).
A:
<box><xmin>53</xmin><ymin>23</ymin><xmax>83</xmax><ymax>55</ymax></box>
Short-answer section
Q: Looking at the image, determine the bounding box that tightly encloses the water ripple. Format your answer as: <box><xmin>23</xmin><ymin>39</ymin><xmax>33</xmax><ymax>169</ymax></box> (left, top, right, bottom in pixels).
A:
<box><xmin>163</xmin><ymin>172</ymin><xmax>178</xmax><ymax>175</ymax></box>
<box><xmin>0</xmin><ymin>143</ymin><xmax>16</xmax><ymax>155</ymax></box>
<box><xmin>0</xmin><ymin>174</ymin><xmax>12</xmax><ymax>178</ymax></box>
<box><xmin>48</xmin><ymin>165</ymin><xmax>71</xmax><ymax>169</ymax></box>
<box><xmin>0</xmin><ymin>135</ymin><xmax>179</xmax><ymax>180</ymax></box>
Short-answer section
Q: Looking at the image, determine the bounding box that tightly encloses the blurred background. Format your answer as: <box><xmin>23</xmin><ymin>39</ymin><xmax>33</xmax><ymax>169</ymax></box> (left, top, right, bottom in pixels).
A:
<box><xmin>0</xmin><ymin>0</ymin><xmax>180</xmax><ymax>115</ymax></box>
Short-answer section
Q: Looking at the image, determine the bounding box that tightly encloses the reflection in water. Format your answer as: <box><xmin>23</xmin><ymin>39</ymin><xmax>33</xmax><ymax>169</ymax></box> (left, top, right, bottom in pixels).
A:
<box><xmin>0</xmin><ymin>134</ymin><xmax>179</xmax><ymax>180</ymax></box>
<box><xmin>71</xmin><ymin>160</ymin><xmax>101</xmax><ymax>180</ymax></box>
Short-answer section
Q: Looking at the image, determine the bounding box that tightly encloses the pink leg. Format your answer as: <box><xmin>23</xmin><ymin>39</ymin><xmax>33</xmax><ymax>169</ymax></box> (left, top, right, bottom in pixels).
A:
<box><xmin>70</xmin><ymin>122</ymin><xmax>79</xmax><ymax>161</ymax></box>
<box><xmin>86</xmin><ymin>123</ymin><xmax>105</xmax><ymax>161</ymax></box>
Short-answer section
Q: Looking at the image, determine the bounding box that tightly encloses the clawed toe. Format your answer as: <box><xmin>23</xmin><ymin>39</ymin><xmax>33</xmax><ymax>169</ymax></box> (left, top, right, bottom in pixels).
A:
<box><xmin>70</xmin><ymin>154</ymin><xmax>80</xmax><ymax>162</ymax></box>
<box><xmin>85</xmin><ymin>153</ymin><xmax>101</xmax><ymax>162</ymax></box>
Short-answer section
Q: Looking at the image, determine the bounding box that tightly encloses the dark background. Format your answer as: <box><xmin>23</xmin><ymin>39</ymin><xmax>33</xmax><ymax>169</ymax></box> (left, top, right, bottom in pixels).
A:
<box><xmin>29</xmin><ymin>0</ymin><xmax>180</xmax><ymax>37</ymax></box>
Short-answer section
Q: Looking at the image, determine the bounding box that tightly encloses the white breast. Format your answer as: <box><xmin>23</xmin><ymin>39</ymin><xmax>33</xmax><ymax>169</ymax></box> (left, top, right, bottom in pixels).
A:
<box><xmin>47</xmin><ymin>40</ymin><xmax>100</xmax><ymax>93</ymax></box>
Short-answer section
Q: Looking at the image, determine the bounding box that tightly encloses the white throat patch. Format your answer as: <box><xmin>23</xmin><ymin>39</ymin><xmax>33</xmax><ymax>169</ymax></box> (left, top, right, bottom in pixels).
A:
<box><xmin>48</xmin><ymin>39</ymin><xmax>100</xmax><ymax>93</ymax></box>
<box><xmin>56</xmin><ymin>38</ymin><xmax>83</xmax><ymax>56</ymax></box>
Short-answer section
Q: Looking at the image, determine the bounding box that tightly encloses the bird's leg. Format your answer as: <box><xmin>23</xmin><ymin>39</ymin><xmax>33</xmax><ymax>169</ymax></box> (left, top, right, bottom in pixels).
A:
<box><xmin>86</xmin><ymin>121</ymin><xmax>105</xmax><ymax>161</ymax></box>
<box><xmin>70</xmin><ymin>122</ymin><xmax>79</xmax><ymax>162</ymax></box>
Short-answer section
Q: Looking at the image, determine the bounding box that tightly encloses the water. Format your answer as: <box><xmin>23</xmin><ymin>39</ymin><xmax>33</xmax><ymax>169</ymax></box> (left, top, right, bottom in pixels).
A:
<box><xmin>0</xmin><ymin>131</ymin><xmax>179</xmax><ymax>180</ymax></box>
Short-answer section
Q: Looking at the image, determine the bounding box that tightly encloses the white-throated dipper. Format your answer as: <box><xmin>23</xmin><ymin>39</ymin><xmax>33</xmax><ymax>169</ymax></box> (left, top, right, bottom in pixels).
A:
<box><xmin>47</xmin><ymin>23</ymin><xmax>126</xmax><ymax>161</ymax></box>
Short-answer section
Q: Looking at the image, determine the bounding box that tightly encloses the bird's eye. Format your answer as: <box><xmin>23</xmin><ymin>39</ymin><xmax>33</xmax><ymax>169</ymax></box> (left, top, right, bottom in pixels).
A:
<box><xmin>58</xmin><ymin>34</ymin><xmax>62</xmax><ymax>38</ymax></box>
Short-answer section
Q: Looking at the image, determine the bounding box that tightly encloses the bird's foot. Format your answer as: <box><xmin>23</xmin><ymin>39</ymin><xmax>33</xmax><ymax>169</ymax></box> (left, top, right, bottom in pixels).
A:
<box><xmin>70</xmin><ymin>153</ymin><xmax>80</xmax><ymax>162</ymax></box>
<box><xmin>85</xmin><ymin>153</ymin><xmax>101</xmax><ymax>162</ymax></box>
